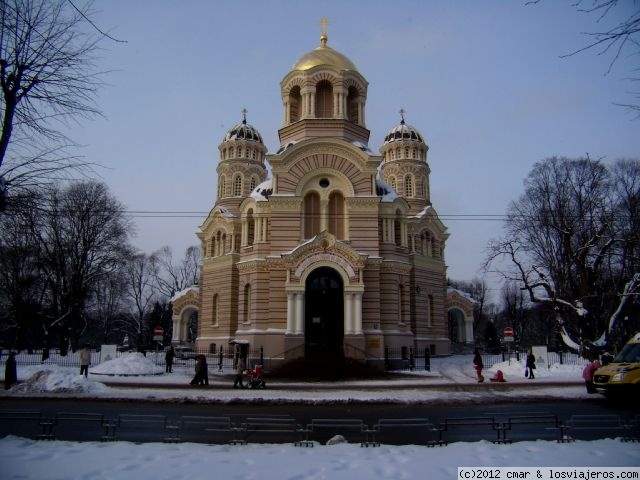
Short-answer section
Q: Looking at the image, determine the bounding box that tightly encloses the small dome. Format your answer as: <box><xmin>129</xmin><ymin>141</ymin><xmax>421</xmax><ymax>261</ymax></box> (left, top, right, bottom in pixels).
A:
<box><xmin>292</xmin><ymin>33</ymin><xmax>358</xmax><ymax>72</ymax></box>
<box><xmin>293</xmin><ymin>45</ymin><xmax>358</xmax><ymax>72</ymax></box>
<box><xmin>383</xmin><ymin>119</ymin><xmax>425</xmax><ymax>145</ymax></box>
<box><xmin>222</xmin><ymin>116</ymin><xmax>264</xmax><ymax>144</ymax></box>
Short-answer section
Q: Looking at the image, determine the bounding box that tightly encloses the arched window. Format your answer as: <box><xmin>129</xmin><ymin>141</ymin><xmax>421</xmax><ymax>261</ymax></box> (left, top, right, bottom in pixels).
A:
<box><xmin>289</xmin><ymin>86</ymin><xmax>301</xmax><ymax>122</ymax></box>
<box><xmin>215</xmin><ymin>231</ymin><xmax>222</xmax><ymax>256</ymax></box>
<box><xmin>243</xmin><ymin>284</ymin><xmax>251</xmax><ymax>324</ymax></box>
<box><xmin>391</xmin><ymin>150</ymin><xmax>395</xmax><ymax>160</ymax></box>
<box><xmin>405</xmin><ymin>147</ymin><xmax>409</xmax><ymax>159</ymax></box>
<box><xmin>251</xmin><ymin>149</ymin><xmax>256</xmax><ymax>159</ymax></box>
<box><xmin>422</xmin><ymin>176</ymin><xmax>428</xmax><ymax>198</ymax></box>
<box><xmin>222</xmin><ymin>149</ymin><xmax>226</xmax><ymax>160</ymax></box>
<box><xmin>315</xmin><ymin>80</ymin><xmax>333</xmax><ymax>118</ymax></box>
<box><xmin>233</xmin><ymin>174</ymin><xmax>243</xmax><ymax>196</ymax></box>
<box><xmin>304</xmin><ymin>192</ymin><xmax>320</xmax><ymax>238</ymax></box>
<box><xmin>396</xmin><ymin>148</ymin><xmax>400</xmax><ymax>159</ymax></box>
<box><xmin>229</xmin><ymin>147</ymin><xmax>234</xmax><ymax>157</ymax></box>
<box><xmin>389</xmin><ymin>176</ymin><xmax>397</xmax><ymax>191</ymax></box>
<box><xmin>347</xmin><ymin>86</ymin><xmax>359</xmax><ymax>123</ymax></box>
<box><xmin>246</xmin><ymin>209</ymin><xmax>255</xmax><ymax>246</ymax></box>
<box><xmin>328</xmin><ymin>191</ymin><xmax>344</xmax><ymax>239</ymax></box>
<box><xmin>218</xmin><ymin>175</ymin><xmax>226</xmax><ymax>198</ymax></box>
<box><xmin>212</xmin><ymin>294</ymin><xmax>218</xmax><ymax>325</ymax></box>
<box><xmin>404</xmin><ymin>174</ymin><xmax>414</xmax><ymax>197</ymax></box>
<box><xmin>394</xmin><ymin>210</ymin><xmax>402</xmax><ymax>246</ymax></box>
<box><xmin>250</xmin><ymin>176</ymin><xmax>257</xmax><ymax>192</ymax></box>
<box><xmin>412</xmin><ymin>148</ymin><xmax>417</xmax><ymax>159</ymax></box>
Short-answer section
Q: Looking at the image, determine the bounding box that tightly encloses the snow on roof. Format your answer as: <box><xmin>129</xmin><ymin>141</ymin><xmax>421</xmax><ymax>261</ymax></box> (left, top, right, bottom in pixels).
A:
<box><xmin>375</xmin><ymin>177</ymin><xmax>398</xmax><ymax>202</ymax></box>
<box><xmin>351</xmin><ymin>140</ymin><xmax>373</xmax><ymax>154</ymax></box>
<box><xmin>447</xmin><ymin>287</ymin><xmax>478</xmax><ymax>304</ymax></box>
<box><xmin>413</xmin><ymin>205</ymin><xmax>433</xmax><ymax>219</ymax></box>
<box><xmin>276</xmin><ymin>140</ymin><xmax>299</xmax><ymax>154</ymax></box>
<box><xmin>170</xmin><ymin>286</ymin><xmax>199</xmax><ymax>303</ymax></box>
<box><xmin>218</xmin><ymin>206</ymin><xmax>235</xmax><ymax>217</ymax></box>
<box><xmin>250</xmin><ymin>179</ymin><xmax>273</xmax><ymax>202</ymax></box>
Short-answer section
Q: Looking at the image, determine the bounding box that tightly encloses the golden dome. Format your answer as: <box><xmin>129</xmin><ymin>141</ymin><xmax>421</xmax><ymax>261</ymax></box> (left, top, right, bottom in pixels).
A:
<box><xmin>292</xmin><ymin>42</ymin><xmax>358</xmax><ymax>72</ymax></box>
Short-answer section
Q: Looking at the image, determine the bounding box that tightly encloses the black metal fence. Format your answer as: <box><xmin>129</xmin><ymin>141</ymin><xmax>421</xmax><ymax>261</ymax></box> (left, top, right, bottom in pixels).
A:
<box><xmin>3</xmin><ymin>346</ymin><xmax>266</xmax><ymax>373</ymax></box>
<box><xmin>4</xmin><ymin>346</ymin><xmax>585</xmax><ymax>373</ymax></box>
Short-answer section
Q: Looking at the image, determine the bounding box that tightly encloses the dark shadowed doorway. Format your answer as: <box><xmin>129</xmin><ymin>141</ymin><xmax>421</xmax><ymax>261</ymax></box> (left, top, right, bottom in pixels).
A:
<box><xmin>305</xmin><ymin>267</ymin><xmax>344</xmax><ymax>357</ymax></box>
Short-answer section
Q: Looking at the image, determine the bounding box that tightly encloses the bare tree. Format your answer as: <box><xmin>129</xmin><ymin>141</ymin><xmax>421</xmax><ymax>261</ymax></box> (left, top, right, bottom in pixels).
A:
<box><xmin>0</xmin><ymin>0</ymin><xmax>108</xmax><ymax>203</ymax></box>
<box><xmin>89</xmin><ymin>269</ymin><xmax>128</xmax><ymax>344</ymax></box>
<box><xmin>151</xmin><ymin>245</ymin><xmax>201</xmax><ymax>299</ymax></box>
<box><xmin>529</xmin><ymin>0</ymin><xmax>640</xmax><ymax>117</ymax></box>
<box><xmin>33</xmin><ymin>180</ymin><xmax>133</xmax><ymax>350</ymax></box>
<box><xmin>0</xmin><ymin>192</ymin><xmax>47</xmax><ymax>347</ymax></box>
<box><xmin>124</xmin><ymin>252</ymin><xmax>157</xmax><ymax>350</ymax></box>
<box><xmin>485</xmin><ymin>156</ymin><xmax>640</xmax><ymax>352</ymax></box>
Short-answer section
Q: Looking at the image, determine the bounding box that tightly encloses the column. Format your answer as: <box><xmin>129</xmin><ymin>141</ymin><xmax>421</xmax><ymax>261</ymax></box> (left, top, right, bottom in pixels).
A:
<box><xmin>295</xmin><ymin>292</ymin><xmax>304</xmax><ymax>334</ymax></box>
<box><xmin>354</xmin><ymin>293</ymin><xmax>363</xmax><ymax>334</ymax></box>
<box><xmin>262</xmin><ymin>217</ymin><xmax>268</xmax><ymax>242</ymax></box>
<box><xmin>284</xmin><ymin>99</ymin><xmax>289</xmax><ymax>125</ymax></box>
<box><xmin>344</xmin><ymin>293</ymin><xmax>353</xmax><ymax>335</ymax></box>
<box><xmin>286</xmin><ymin>293</ymin><xmax>294</xmax><ymax>334</ymax></box>
<box><xmin>241</xmin><ymin>220</ymin><xmax>247</xmax><ymax>246</ymax></box>
<box><xmin>320</xmin><ymin>198</ymin><xmax>329</xmax><ymax>231</ymax></box>
<box><xmin>172</xmin><ymin>318</ymin><xmax>180</xmax><ymax>343</ymax></box>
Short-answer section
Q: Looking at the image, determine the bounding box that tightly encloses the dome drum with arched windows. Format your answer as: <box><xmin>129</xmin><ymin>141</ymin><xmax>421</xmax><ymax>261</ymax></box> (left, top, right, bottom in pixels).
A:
<box><xmin>171</xmin><ymin>26</ymin><xmax>474</xmax><ymax>375</ymax></box>
<box><xmin>216</xmin><ymin>113</ymin><xmax>268</xmax><ymax>203</ymax></box>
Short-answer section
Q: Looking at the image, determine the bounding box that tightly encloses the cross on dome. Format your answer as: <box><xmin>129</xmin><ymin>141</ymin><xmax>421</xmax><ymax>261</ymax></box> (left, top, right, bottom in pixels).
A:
<box><xmin>320</xmin><ymin>17</ymin><xmax>329</xmax><ymax>47</ymax></box>
<box><xmin>241</xmin><ymin>108</ymin><xmax>248</xmax><ymax>124</ymax></box>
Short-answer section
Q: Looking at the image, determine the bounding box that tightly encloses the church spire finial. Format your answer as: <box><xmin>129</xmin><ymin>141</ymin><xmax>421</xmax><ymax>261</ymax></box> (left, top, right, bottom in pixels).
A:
<box><xmin>241</xmin><ymin>108</ymin><xmax>248</xmax><ymax>124</ymax></box>
<box><xmin>320</xmin><ymin>17</ymin><xmax>328</xmax><ymax>47</ymax></box>
<box><xmin>399</xmin><ymin>108</ymin><xmax>405</xmax><ymax>124</ymax></box>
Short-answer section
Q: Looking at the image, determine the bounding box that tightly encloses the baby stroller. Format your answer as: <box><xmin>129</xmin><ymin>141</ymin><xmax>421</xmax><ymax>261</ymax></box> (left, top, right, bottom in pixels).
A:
<box><xmin>246</xmin><ymin>364</ymin><xmax>266</xmax><ymax>389</ymax></box>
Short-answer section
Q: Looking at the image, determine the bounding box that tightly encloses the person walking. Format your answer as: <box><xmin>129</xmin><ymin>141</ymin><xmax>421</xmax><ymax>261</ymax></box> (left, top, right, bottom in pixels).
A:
<box><xmin>79</xmin><ymin>345</ymin><xmax>91</xmax><ymax>378</ymax></box>
<box><xmin>472</xmin><ymin>349</ymin><xmax>484</xmax><ymax>383</ymax></box>
<box><xmin>234</xmin><ymin>352</ymin><xmax>246</xmax><ymax>388</ymax></box>
<box><xmin>582</xmin><ymin>358</ymin><xmax>601</xmax><ymax>393</ymax></box>
<box><xmin>4</xmin><ymin>352</ymin><xmax>17</xmax><ymax>390</ymax></box>
<box><xmin>198</xmin><ymin>355</ymin><xmax>209</xmax><ymax>385</ymax></box>
<box><xmin>165</xmin><ymin>346</ymin><xmax>175</xmax><ymax>373</ymax></box>
<box><xmin>526</xmin><ymin>351</ymin><xmax>536</xmax><ymax>379</ymax></box>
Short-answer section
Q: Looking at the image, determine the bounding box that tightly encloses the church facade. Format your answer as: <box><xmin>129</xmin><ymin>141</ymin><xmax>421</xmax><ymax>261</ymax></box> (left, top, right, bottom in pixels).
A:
<box><xmin>171</xmin><ymin>30</ymin><xmax>474</xmax><ymax>369</ymax></box>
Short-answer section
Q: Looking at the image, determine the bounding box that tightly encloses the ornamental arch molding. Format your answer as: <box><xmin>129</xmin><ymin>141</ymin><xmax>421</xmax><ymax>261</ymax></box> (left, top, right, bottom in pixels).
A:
<box><xmin>171</xmin><ymin>288</ymin><xmax>200</xmax><ymax>344</ymax></box>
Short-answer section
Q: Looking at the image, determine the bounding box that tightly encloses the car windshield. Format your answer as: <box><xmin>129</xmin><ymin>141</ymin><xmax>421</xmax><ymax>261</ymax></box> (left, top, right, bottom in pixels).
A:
<box><xmin>613</xmin><ymin>343</ymin><xmax>640</xmax><ymax>363</ymax></box>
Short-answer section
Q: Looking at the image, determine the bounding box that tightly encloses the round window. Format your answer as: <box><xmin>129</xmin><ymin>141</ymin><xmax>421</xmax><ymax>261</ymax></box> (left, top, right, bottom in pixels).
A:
<box><xmin>319</xmin><ymin>178</ymin><xmax>330</xmax><ymax>188</ymax></box>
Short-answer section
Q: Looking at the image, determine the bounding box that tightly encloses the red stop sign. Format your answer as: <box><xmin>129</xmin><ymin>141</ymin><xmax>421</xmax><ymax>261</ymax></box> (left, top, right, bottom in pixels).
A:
<box><xmin>504</xmin><ymin>327</ymin><xmax>513</xmax><ymax>337</ymax></box>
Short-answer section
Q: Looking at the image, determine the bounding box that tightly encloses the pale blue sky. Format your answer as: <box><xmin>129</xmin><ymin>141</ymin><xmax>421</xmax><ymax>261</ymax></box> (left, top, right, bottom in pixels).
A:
<box><xmin>73</xmin><ymin>1</ymin><xmax>639</xmax><ymax>292</ymax></box>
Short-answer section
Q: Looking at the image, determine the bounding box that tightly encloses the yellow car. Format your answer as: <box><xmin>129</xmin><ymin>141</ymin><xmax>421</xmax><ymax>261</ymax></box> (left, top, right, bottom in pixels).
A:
<box><xmin>593</xmin><ymin>332</ymin><xmax>640</xmax><ymax>397</ymax></box>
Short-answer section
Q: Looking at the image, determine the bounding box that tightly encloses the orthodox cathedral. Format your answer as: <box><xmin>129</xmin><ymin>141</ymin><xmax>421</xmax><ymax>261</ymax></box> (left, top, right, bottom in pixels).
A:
<box><xmin>171</xmin><ymin>27</ymin><xmax>474</xmax><ymax>370</ymax></box>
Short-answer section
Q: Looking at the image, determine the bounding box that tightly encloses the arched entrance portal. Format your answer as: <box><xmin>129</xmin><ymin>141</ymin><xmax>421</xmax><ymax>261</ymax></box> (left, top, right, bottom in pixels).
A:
<box><xmin>305</xmin><ymin>267</ymin><xmax>344</xmax><ymax>357</ymax></box>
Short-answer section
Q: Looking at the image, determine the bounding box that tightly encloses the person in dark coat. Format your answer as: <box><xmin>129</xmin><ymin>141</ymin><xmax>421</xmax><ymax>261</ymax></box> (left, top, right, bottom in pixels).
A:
<box><xmin>190</xmin><ymin>355</ymin><xmax>209</xmax><ymax>386</ymax></box>
<box><xmin>165</xmin><ymin>346</ymin><xmax>175</xmax><ymax>373</ymax></box>
<box><xmin>4</xmin><ymin>352</ymin><xmax>17</xmax><ymax>390</ymax></box>
<box><xmin>526</xmin><ymin>351</ymin><xmax>536</xmax><ymax>379</ymax></box>
<box><xmin>472</xmin><ymin>349</ymin><xmax>484</xmax><ymax>383</ymax></box>
<box><xmin>198</xmin><ymin>355</ymin><xmax>209</xmax><ymax>385</ymax></box>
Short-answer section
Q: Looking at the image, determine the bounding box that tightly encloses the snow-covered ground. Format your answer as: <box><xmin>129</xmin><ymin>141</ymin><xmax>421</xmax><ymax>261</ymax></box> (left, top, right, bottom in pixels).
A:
<box><xmin>1</xmin><ymin>435</ymin><xmax>638</xmax><ymax>480</ymax></box>
<box><xmin>3</xmin><ymin>353</ymin><xmax>638</xmax><ymax>479</ymax></box>
<box><xmin>1</xmin><ymin>353</ymin><xmax>592</xmax><ymax>404</ymax></box>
